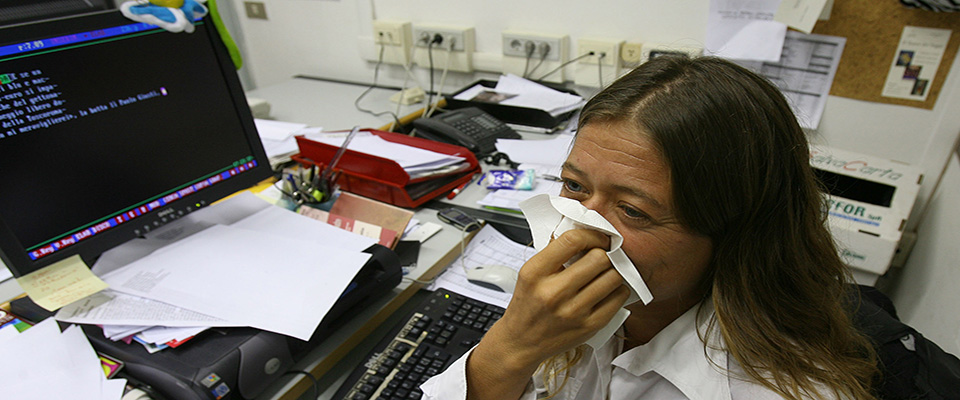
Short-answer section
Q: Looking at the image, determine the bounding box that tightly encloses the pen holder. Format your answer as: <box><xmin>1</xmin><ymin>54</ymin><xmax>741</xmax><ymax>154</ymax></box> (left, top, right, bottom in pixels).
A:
<box><xmin>293</xmin><ymin>129</ymin><xmax>481</xmax><ymax>208</ymax></box>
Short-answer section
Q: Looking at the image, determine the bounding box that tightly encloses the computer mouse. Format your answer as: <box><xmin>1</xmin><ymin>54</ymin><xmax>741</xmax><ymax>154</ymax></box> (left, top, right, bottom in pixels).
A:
<box><xmin>466</xmin><ymin>264</ymin><xmax>518</xmax><ymax>294</ymax></box>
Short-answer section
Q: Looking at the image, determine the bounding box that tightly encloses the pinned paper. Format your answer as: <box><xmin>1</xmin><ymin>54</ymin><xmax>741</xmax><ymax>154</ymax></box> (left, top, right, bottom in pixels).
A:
<box><xmin>774</xmin><ymin>0</ymin><xmax>829</xmax><ymax>34</ymax></box>
<box><xmin>518</xmin><ymin>194</ymin><xmax>653</xmax><ymax>349</ymax></box>
<box><xmin>706</xmin><ymin>0</ymin><xmax>786</xmax><ymax>62</ymax></box>
<box><xmin>16</xmin><ymin>255</ymin><xmax>108</xmax><ymax>311</ymax></box>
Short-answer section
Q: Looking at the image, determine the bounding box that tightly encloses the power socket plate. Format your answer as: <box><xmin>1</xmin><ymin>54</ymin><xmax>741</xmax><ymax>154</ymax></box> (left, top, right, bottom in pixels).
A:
<box><xmin>500</xmin><ymin>32</ymin><xmax>569</xmax><ymax>83</ymax></box>
<box><xmin>411</xmin><ymin>24</ymin><xmax>475</xmax><ymax>72</ymax></box>
<box><xmin>501</xmin><ymin>32</ymin><xmax>566</xmax><ymax>62</ymax></box>
<box><xmin>574</xmin><ymin>38</ymin><xmax>623</xmax><ymax>87</ymax></box>
<box><xmin>639</xmin><ymin>43</ymin><xmax>703</xmax><ymax>64</ymax></box>
<box><xmin>620</xmin><ymin>42</ymin><xmax>644</xmax><ymax>68</ymax></box>
<box><xmin>577</xmin><ymin>39</ymin><xmax>622</xmax><ymax>67</ymax></box>
<box><xmin>371</xmin><ymin>20</ymin><xmax>413</xmax><ymax>65</ymax></box>
<box><xmin>413</xmin><ymin>25</ymin><xmax>472</xmax><ymax>52</ymax></box>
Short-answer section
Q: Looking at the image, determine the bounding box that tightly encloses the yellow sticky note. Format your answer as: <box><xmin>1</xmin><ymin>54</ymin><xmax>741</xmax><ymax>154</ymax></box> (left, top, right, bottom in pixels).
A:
<box><xmin>15</xmin><ymin>255</ymin><xmax>108</xmax><ymax>311</ymax></box>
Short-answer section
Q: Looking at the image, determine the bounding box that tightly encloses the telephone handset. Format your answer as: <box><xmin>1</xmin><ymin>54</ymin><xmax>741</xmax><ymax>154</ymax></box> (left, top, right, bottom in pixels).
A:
<box><xmin>412</xmin><ymin>107</ymin><xmax>521</xmax><ymax>155</ymax></box>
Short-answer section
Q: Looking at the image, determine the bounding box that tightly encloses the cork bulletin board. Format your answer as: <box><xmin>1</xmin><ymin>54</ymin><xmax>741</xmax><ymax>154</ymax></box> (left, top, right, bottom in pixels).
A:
<box><xmin>811</xmin><ymin>0</ymin><xmax>960</xmax><ymax>109</ymax></box>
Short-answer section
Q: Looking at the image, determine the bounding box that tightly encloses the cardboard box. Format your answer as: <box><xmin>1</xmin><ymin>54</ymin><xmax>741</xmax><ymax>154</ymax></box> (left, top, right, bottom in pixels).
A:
<box><xmin>809</xmin><ymin>145</ymin><xmax>923</xmax><ymax>279</ymax></box>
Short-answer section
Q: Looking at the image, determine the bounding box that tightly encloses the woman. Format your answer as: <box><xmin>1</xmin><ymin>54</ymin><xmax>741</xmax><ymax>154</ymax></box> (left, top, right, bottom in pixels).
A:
<box><xmin>421</xmin><ymin>56</ymin><xmax>878</xmax><ymax>399</ymax></box>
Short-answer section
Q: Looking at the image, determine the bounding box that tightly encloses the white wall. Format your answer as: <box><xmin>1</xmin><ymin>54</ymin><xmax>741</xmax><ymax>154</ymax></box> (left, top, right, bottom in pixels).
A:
<box><xmin>228</xmin><ymin>0</ymin><xmax>960</xmax><ymax>225</ymax></box>
<box><xmin>890</xmin><ymin>153</ymin><xmax>960</xmax><ymax>357</ymax></box>
<box><xmin>226</xmin><ymin>0</ymin><xmax>960</xmax><ymax>348</ymax></box>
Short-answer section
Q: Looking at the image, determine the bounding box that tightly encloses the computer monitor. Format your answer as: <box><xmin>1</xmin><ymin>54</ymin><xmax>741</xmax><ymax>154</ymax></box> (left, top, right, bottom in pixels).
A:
<box><xmin>0</xmin><ymin>11</ymin><xmax>272</xmax><ymax>278</ymax></box>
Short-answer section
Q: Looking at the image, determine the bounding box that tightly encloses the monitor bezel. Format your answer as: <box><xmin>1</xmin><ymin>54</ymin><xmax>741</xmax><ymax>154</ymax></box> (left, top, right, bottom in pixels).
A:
<box><xmin>0</xmin><ymin>11</ymin><xmax>273</xmax><ymax>278</ymax></box>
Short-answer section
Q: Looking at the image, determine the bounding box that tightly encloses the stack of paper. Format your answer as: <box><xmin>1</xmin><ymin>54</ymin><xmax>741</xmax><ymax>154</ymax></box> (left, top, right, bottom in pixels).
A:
<box><xmin>55</xmin><ymin>193</ymin><xmax>378</xmax><ymax>350</ymax></box>
<box><xmin>303</xmin><ymin>130</ymin><xmax>469</xmax><ymax>179</ymax></box>
<box><xmin>453</xmin><ymin>74</ymin><xmax>585</xmax><ymax>117</ymax></box>
<box><xmin>0</xmin><ymin>319</ymin><xmax>127</xmax><ymax>399</ymax></box>
<box><xmin>255</xmin><ymin>119</ymin><xmax>311</xmax><ymax>167</ymax></box>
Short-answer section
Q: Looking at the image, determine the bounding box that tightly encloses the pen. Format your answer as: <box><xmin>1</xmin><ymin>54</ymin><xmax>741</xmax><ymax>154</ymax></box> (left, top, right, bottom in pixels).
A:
<box><xmin>447</xmin><ymin>173</ymin><xmax>479</xmax><ymax>200</ymax></box>
<box><xmin>320</xmin><ymin>126</ymin><xmax>360</xmax><ymax>185</ymax></box>
<box><xmin>317</xmin><ymin>126</ymin><xmax>361</xmax><ymax>200</ymax></box>
<box><xmin>541</xmin><ymin>174</ymin><xmax>563</xmax><ymax>182</ymax></box>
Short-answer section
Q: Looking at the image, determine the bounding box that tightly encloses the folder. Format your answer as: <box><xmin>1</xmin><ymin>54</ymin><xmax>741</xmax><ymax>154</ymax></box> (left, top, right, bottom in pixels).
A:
<box><xmin>293</xmin><ymin>129</ymin><xmax>481</xmax><ymax>208</ymax></box>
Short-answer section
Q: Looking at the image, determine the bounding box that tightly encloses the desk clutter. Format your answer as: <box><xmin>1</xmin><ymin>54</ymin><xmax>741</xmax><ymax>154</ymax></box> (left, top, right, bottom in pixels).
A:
<box><xmin>447</xmin><ymin>74</ymin><xmax>585</xmax><ymax>129</ymax></box>
<box><xmin>293</xmin><ymin>129</ymin><xmax>481</xmax><ymax>208</ymax></box>
<box><xmin>0</xmin><ymin>192</ymin><xmax>406</xmax><ymax>400</ymax></box>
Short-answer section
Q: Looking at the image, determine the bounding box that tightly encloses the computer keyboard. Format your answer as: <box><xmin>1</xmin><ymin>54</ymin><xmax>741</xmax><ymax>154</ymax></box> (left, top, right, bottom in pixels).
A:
<box><xmin>334</xmin><ymin>288</ymin><xmax>505</xmax><ymax>400</ymax></box>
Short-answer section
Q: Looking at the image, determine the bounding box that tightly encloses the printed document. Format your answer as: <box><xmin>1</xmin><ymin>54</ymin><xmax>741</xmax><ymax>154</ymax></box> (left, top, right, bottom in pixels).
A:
<box><xmin>707</xmin><ymin>0</ymin><xmax>786</xmax><ymax>62</ymax></box>
<box><xmin>735</xmin><ymin>31</ymin><xmax>845</xmax><ymax>130</ymax></box>
<box><xmin>57</xmin><ymin>289</ymin><xmax>230</xmax><ymax>327</ymax></box>
<box><xmin>98</xmin><ymin>223</ymin><xmax>372</xmax><ymax>341</ymax></box>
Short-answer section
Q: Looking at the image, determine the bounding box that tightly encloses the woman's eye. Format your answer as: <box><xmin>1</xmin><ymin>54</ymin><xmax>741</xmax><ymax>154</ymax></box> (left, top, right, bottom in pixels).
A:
<box><xmin>621</xmin><ymin>205</ymin><xmax>649</xmax><ymax>221</ymax></box>
<box><xmin>562</xmin><ymin>179</ymin><xmax>584</xmax><ymax>193</ymax></box>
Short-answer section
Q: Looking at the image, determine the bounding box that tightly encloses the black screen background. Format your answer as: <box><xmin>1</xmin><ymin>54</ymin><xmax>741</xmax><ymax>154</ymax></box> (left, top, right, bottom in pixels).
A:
<box><xmin>0</xmin><ymin>22</ymin><xmax>253</xmax><ymax>248</ymax></box>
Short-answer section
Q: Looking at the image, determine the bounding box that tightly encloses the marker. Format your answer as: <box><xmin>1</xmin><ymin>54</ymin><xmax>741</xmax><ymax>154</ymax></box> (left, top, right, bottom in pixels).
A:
<box><xmin>447</xmin><ymin>173</ymin><xmax>479</xmax><ymax>200</ymax></box>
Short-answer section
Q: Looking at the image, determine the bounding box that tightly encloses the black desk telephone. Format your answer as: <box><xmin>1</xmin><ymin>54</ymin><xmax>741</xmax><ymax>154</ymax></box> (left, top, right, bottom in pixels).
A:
<box><xmin>412</xmin><ymin>107</ymin><xmax>521</xmax><ymax>155</ymax></box>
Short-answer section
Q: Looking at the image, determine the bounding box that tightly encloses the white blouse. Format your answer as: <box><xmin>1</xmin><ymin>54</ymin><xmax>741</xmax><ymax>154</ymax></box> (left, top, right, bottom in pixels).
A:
<box><xmin>421</xmin><ymin>302</ymin><xmax>822</xmax><ymax>400</ymax></box>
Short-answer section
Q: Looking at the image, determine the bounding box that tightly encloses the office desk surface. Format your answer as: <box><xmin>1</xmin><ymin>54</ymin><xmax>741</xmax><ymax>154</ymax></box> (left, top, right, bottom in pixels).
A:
<box><xmin>246</xmin><ymin>77</ymin><xmax>423</xmax><ymax>132</ymax></box>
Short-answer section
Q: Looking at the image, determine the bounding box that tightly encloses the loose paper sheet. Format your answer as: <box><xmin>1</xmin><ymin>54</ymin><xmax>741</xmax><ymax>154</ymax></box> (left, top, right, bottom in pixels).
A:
<box><xmin>99</xmin><ymin>224</ymin><xmax>371</xmax><ymax>340</ymax></box>
<box><xmin>775</xmin><ymin>0</ymin><xmax>829</xmax><ymax>34</ymax></box>
<box><xmin>56</xmin><ymin>289</ymin><xmax>230</xmax><ymax>327</ymax></box>
<box><xmin>735</xmin><ymin>31</ymin><xmax>846</xmax><ymax>130</ymax></box>
<box><xmin>707</xmin><ymin>0</ymin><xmax>786</xmax><ymax>62</ymax></box>
<box><xmin>0</xmin><ymin>319</ymin><xmax>125</xmax><ymax>400</ymax></box>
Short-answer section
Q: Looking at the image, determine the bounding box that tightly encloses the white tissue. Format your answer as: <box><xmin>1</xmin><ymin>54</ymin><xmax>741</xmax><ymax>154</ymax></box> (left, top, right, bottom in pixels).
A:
<box><xmin>518</xmin><ymin>194</ymin><xmax>653</xmax><ymax>349</ymax></box>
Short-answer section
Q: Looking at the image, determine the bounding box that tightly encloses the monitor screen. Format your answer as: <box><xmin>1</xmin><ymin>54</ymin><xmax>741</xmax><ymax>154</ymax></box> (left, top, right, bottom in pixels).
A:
<box><xmin>0</xmin><ymin>11</ymin><xmax>272</xmax><ymax>277</ymax></box>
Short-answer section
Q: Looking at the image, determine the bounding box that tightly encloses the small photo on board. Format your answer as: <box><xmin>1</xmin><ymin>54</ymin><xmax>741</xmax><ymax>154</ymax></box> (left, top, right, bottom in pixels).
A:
<box><xmin>912</xmin><ymin>79</ymin><xmax>929</xmax><ymax>96</ymax></box>
<box><xmin>903</xmin><ymin>65</ymin><xmax>921</xmax><ymax>80</ymax></box>
<box><xmin>897</xmin><ymin>50</ymin><xmax>914</xmax><ymax>66</ymax></box>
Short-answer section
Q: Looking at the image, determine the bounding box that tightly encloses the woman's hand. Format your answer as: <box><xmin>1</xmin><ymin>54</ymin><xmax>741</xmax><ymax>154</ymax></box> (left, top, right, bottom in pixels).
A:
<box><xmin>465</xmin><ymin>229</ymin><xmax>631</xmax><ymax>400</ymax></box>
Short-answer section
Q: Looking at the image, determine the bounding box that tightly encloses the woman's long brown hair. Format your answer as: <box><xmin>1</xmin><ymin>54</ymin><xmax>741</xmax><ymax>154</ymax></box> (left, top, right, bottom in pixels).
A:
<box><xmin>571</xmin><ymin>56</ymin><xmax>878</xmax><ymax>399</ymax></box>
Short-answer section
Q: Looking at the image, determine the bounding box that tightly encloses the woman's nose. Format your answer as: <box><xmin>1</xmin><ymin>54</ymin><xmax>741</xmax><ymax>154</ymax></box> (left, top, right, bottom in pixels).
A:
<box><xmin>579</xmin><ymin>196</ymin><xmax>607</xmax><ymax>216</ymax></box>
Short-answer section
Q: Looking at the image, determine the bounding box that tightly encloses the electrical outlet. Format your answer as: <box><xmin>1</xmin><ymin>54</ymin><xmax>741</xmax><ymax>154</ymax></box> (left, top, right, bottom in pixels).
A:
<box><xmin>577</xmin><ymin>39</ymin><xmax>622</xmax><ymax>67</ymax></box>
<box><xmin>371</xmin><ymin>20</ymin><xmax>413</xmax><ymax>66</ymax></box>
<box><xmin>501</xmin><ymin>31</ymin><xmax>569</xmax><ymax>83</ymax></box>
<box><xmin>411</xmin><ymin>24</ymin><xmax>475</xmax><ymax>73</ymax></box>
<box><xmin>413</xmin><ymin>26</ymin><xmax>471</xmax><ymax>52</ymax></box>
<box><xmin>502</xmin><ymin>32</ymin><xmax>565</xmax><ymax>62</ymax></box>
<box><xmin>243</xmin><ymin>1</ymin><xmax>267</xmax><ymax>20</ymax></box>
<box><xmin>639</xmin><ymin>43</ymin><xmax>703</xmax><ymax>64</ymax></box>
<box><xmin>574</xmin><ymin>38</ymin><xmax>623</xmax><ymax>88</ymax></box>
<box><xmin>621</xmin><ymin>42</ymin><xmax>644</xmax><ymax>68</ymax></box>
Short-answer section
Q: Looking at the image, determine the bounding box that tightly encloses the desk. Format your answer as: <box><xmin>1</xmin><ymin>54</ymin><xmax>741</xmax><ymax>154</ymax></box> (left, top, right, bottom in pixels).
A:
<box><xmin>246</xmin><ymin>76</ymin><xmax>424</xmax><ymax>132</ymax></box>
<box><xmin>245</xmin><ymin>77</ymin><xmax>536</xmax><ymax>400</ymax></box>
